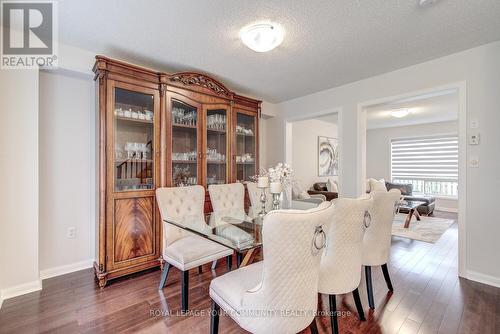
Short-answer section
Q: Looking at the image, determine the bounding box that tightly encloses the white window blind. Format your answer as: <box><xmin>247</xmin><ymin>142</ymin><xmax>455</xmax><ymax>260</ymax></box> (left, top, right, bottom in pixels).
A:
<box><xmin>391</xmin><ymin>135</ymin><xmax>458</xmax><ymax>197</ymax></box>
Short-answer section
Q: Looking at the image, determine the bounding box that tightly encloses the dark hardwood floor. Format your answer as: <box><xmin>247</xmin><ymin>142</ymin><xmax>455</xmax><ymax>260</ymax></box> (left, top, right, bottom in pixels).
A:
<box><xmin>1</xmin><ymin>211</ymin><xmax>499</xmax><ymax>333</ymax></box>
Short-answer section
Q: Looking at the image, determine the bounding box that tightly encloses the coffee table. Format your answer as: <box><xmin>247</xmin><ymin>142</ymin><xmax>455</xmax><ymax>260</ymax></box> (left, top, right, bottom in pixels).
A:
<box><xmin>399</xmin><ymin>200</ymin><xmax>426</xmax><ymax>228</ymax></box>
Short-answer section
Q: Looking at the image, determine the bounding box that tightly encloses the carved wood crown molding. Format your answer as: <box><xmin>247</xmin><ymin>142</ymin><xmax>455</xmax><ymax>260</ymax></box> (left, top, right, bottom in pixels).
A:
<box><xmin>169</xmin><ymin>72</ymin><xmax>231</xmax><ymax>97</ymax></box>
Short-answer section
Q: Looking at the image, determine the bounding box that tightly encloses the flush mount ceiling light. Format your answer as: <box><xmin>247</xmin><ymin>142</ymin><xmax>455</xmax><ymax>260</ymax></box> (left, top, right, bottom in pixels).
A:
<box><xmin>418</xmin><ymin>0</ymin><xmax>440</xmax><ymax>7</ymax></box>
<box><xmin>240</xmin><ymin>23</ymin><xmax>284</xmax><ymax>52</ymax></box>
<box><xmin>391</xmin><ymin>109</ymin><xmax>410</xmax><ymax>118</ymax></box>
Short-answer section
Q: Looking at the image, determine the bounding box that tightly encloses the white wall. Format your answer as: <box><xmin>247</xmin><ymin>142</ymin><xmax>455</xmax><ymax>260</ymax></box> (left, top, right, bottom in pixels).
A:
<box><xmin>291</xmin><ymin>118</ymin><xmax>338</xmax><ymax>188</ymax></box>
<box><xmin>39</xmin><ymin>70</ymin><xmax>96</xmax><ymax>276</ymax></box>
<box><xmin>366</xmin><ymin>121</ymin><xmax>459</xmax><ymax>212</ymax></box>
<box><xmin>264</xmin><ymin>41</ymin><xmax>500</xmax><ymax>286</ymax></box>
<box><xmin>0</xmin><ymin>70</ymin><xmax>41</xmax><ymax>300</ymax></box>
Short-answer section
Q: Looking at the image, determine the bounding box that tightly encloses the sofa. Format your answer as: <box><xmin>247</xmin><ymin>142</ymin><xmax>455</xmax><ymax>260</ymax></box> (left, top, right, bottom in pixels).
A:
<box><xmin>385</xmin><ymin>181</ymin><xmax>436</xmax><ymax>215</ymax></box>
<box><xmin>291</xmin><ymin>182</ymin><xmax>327</xmax><ymax>204</ymax></box>
<box><xmin>307</xmin><ymin>182</ymin><xmax>338</xmax><ymax>201</ymax></box>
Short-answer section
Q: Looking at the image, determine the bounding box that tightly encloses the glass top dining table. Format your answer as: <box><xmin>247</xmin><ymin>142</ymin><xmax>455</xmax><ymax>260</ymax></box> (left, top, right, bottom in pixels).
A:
<box><xmin>162</xmin><ymin>200</ymin><xmax>319</xmax><ymax>267</ymax></box>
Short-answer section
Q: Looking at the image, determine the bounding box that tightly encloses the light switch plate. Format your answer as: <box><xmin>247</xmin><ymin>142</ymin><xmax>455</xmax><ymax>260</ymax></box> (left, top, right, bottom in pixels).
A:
<box><xmin>469</xmin><ymin>133</ymin><xmax>480</xmax><ymax>145</ymax></box>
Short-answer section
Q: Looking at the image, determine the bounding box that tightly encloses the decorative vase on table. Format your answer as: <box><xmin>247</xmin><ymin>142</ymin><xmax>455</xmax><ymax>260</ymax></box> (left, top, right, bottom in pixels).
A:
<box><xmin>268</xmin><ymin>163</ymin><xmax>294</xmax><ymax>210</ymax></box>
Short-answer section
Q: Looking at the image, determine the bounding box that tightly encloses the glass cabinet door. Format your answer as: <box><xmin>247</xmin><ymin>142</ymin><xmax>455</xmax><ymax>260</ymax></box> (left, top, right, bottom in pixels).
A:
<box><xmin>235</xmin><ymin>111</ymin><xmax>257</xmax><ymax>182</ymax></box>
<box><xmin>113</xmin><ymin>87</ymin><xmax>155</xmax><ymax>192</ymax></box>
<box><xmin>205</xmin><ymin>107</ymin><xmax>229</xmax><ymax>186</ymax></box>
<box><xmin>171</xmin><ymin>99</ymin><xmax>200</xmax><ymax>187</ymax></box>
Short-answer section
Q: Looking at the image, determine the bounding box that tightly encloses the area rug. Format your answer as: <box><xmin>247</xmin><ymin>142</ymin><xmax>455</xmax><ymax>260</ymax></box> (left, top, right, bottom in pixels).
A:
<box><xmin>392</xmin><ymin>214</ymin><xmax>455</xmax><ymax>243</ymax></box>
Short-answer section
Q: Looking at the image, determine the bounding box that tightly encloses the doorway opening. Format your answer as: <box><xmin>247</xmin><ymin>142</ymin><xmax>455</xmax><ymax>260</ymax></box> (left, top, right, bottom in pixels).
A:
<box><xmin>357</xmin><ymin>83</ymin><xmax>466</xmax><ymax>277</ymax></box>
<box><xmin>284</xmin><ymin>109</ymin><xmax>342</xmax><ymax>199</ymax></box>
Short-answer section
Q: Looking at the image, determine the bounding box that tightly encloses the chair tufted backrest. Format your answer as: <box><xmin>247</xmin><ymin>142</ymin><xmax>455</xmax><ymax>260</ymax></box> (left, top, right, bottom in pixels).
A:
<box><xmin>318</xmin><ymin>196</ymin><xmax>373</xmax><ymax>295</ymax></box>
<box><xmin>209</xmin><ymin>183</ymin><xmax>245</xmax><ymax>212</ymax></box>
<box><xmin>156</xmin><ymin>185</ymin><xmax>207</xmax><ymax>251</ymax></box>
<box><xmin>208</xmin><ymin>183</ymin><xmax>248</xmax><ymax>224</ymax></box>
<box><xmin>362</xmin><ymin>189</ymin><xmax>401</xmax><ymax>266</ymax></box>
<box><xmin>240</xmin><ymin>201</ymin><xmax>335</xmax><ymax>334</ymax></box>
<box><xmin>246</xmin><ymin>182</ymin><xmax>273</xmax><ymax>218</ymax></box>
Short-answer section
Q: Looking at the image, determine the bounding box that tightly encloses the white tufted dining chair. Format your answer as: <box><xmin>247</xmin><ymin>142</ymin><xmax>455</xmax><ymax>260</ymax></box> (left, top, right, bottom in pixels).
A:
<box><xmin>362</xmin><ymin>188</ymin><xmax>401</xmax><ymax>309</ymax></box>
<box><xmin>156</xmin><ymin>186</ymin><xmax>233</xmax><ymax>311</ymax></box>
<box><xmin>318</xmin><ymin>195</ymin><xmax>373</xmax><ymax>334</ymax></box>
<box><xmin>209</xmin><ymin>201</ymin><xmax>335</xmax><ymax>334</ymax></box>
<box><xmin>208</xmin><ymin>182</ymin><xmax>247</xmax><ymax>220</ymax></box>
<box><xmin>209</xmin><ymin>183</ymin><xmax>253</xmax><ymax>266</ymax></box>
<box><xmin>246</xmin><ymin>181</ymin><xmax>273</xmax><ymax>218</ymax></box>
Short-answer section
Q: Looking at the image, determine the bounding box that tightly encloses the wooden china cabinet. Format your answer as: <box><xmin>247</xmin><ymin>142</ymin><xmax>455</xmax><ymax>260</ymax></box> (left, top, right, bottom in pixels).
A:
<box><xmin>93</xmin><ymin>56</ymin><xmax>260</xmax><ymax>287</ymax></box>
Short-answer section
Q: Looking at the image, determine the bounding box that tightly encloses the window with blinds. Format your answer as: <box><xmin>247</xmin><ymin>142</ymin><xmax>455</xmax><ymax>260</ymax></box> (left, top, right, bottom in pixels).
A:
<box><xmin>391</xmin><ymin>135</ymin><xmax>458</xmax><ymax>198</ymax></box>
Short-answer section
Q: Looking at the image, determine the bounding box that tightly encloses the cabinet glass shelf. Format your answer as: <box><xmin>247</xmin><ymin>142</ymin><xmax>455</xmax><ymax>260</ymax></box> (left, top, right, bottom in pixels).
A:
<box><xmin>113</xmin><ymin>88</ymin><xmax>154</xmax><ymax>192</ymax></box>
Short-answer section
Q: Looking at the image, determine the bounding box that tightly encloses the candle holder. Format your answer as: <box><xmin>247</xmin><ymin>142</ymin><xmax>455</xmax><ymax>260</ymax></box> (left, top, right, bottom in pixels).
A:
<box><xmin>272</xmin><ymin>193</ymin><xmax>281</xmax><ymax>210</ymax></box>
<box><xmin>258</xmin><ymin>187</ymin><xmax>267</xmax><ymax>218</ymax></box>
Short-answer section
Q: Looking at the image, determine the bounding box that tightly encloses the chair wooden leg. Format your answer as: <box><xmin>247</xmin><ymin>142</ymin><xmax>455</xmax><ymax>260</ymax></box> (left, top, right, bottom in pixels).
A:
<box><xmin>365</xmin><ymin>266</ymin><xmax>375</xmax><ymax>309</ymax></box>
<box><xmin>309</xmin><ymin>317</ymin><xmax>319</xmax><ymax>334</ymax></box>
<box><xmin>210</xmin><ymin>300</ymin><xmax>220</xmax><ymax>334</ymax></box>
<box><xmin>226</xmin><ymin>255</ymin><xmax>232</xmax><ymax>271</ymax></box>
<box><xmin>329</xmin><ymin>294</ymin><xmax>339</xmax><ymax>334</ymax></box>
<box><xmin>381</xmin><ymin>263</ymin><xmax>394</xmax><ymax>291</ymax></box>
<box><xmin>158</xmin><ymin>263</ymin><xmax>170</xmax><ymax>290</ymax></box>
<box><xmin>181</xmin><ymin>270</ymin><xmax>189</xmax><ymax>311</ymax></box>
<box><xmin>352</xmin><ymin>288</ymin><xmax>366</xmax><ymax>321</ymax></box>
<box><xmin>236</xmin><ymin>252</ymin><xmax>242</xmax><ymax>267</ymax></box>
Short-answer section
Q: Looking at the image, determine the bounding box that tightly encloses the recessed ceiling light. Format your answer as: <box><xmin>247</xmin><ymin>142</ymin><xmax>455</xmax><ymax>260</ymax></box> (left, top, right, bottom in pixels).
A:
<box><xmin>240</xmin><ymin>23</ymin><xmax>284</xmax><ymax>52</ymax></box>
<box><xmin>391</xmin><ymin>109</ymin><xmax>410</xmax><ymax>118</ymax></box>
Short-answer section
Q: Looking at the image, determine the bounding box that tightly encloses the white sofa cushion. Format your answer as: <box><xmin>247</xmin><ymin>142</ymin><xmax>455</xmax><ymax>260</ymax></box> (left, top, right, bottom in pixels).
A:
<box><xmin>164</xmin><ymin>235</ymin><xmax>233</xmax><ymax>271</ymax></box>
<box><xmin>297</xmin><ymin>190</ymin><xmax>311</xmax><ymax>199</ymax></box>
<box><xmin>368</xmin><ymin>178</ymin><xmax>387</xmax><ymax>192</ymax></box>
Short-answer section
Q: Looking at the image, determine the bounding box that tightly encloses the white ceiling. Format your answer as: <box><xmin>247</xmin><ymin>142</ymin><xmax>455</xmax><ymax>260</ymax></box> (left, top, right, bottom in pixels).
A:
<box><xmin>59</xmin><ymin>0</ymin><xmax>500</xmax><ymax>102</ymax></box>
<box><xmin>366</xmin><ymin>89</ymin><xmax>458</xmax><ymax>129</ymax></box>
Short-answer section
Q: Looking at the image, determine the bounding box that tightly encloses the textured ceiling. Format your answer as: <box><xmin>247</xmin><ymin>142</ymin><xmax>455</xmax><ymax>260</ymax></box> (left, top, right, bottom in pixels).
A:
<box><xmin>59</xmin><ymin>0</ymin><xmax>500</xmax><ymax>102</ymax></box>
<box><xmin>366</xmin><ymin>89</ymin><xmax>458</xmax><ymax>129</ymax></box>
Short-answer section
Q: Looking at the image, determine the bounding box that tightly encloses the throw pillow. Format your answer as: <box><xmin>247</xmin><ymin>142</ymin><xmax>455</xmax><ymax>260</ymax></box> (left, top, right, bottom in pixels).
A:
<box><xmin>369</xmin><ymin>178</ymin><xmax>387</xmax><ymax>192</ymax></box>
<box><xmin>326</xmin><ymin>178</ymin><xmax>339</xmax><ymax>192</ymax></box>
<box><xmin>297</xmin><ymin>191</ymin><xmax>311</xmax><ymax>200</ymax></box>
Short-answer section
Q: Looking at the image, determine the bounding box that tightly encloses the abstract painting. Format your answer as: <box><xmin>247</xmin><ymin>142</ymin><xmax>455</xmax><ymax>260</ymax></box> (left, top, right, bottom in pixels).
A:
<box><xmin>318</xmin><ymin>136</ymin><xmax>339</xmax><ymax>176</ymax></box>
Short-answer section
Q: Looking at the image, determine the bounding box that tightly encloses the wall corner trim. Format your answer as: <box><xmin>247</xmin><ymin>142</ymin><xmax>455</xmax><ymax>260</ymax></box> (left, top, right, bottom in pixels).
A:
<box><xmin>40</xmin><ymin>259</ymin><xmax>94</xmax><ymax>280</ymax></box>
<box><xmin>464</xmin><ymin>270</ymin><xmax>500</xmax><ymax>288</ymax></box>
<box><xmin>0</xmin><ymin>280</ymin><xmax>42</xmax><ymax>301</ymax></box>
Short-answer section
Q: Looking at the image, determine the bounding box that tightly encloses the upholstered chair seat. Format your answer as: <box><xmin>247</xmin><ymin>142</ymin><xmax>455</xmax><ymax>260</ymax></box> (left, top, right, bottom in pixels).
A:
<box><xmin>362</xmin><ymin>188</ymin><xmax>402</xmax><ymax>309</ymax></box>
<box><xmin>156</xmin><ymin>185</ymin><xmax>233</xmax><ymax>311</ymax></box>
<box><xmin>164</xmin><ymin>235</ymin><xmax>231</xmax><ymax>271</ymax></box>
<box><xmin>209</xmin><ymin>201</ymin><xmax>335</xmax><ymax>334</ymax></box>
<box><xmin>209</xmin><ymin>261</ymin><xmax>263</xmax><ymax>316</ymax></box>
<box><xmin>318</xmin><ymin>196</ymin><xmax>373</xmax><ymax>334</ymax></box>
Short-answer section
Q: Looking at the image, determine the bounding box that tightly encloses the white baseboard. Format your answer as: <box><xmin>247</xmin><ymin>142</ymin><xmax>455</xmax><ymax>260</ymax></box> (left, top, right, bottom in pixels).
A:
<box><xmin>0</xmin><ymin>280</ymin><xmax>42</xmax><ymax>301</ymax></box>
<box><xmin>435</xmin><ymin>206</ymin><xmax>459</xmax><ymax>213</ymax></box>
<box><xmin>465</xmin><ymin>270</ymin><xmax>500</xmax><ymax>288</ymax></box>
<box><xmin>40</xmin><ymin>259</ymin><xmax>94</xmax><ymax>280</ymax></box>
